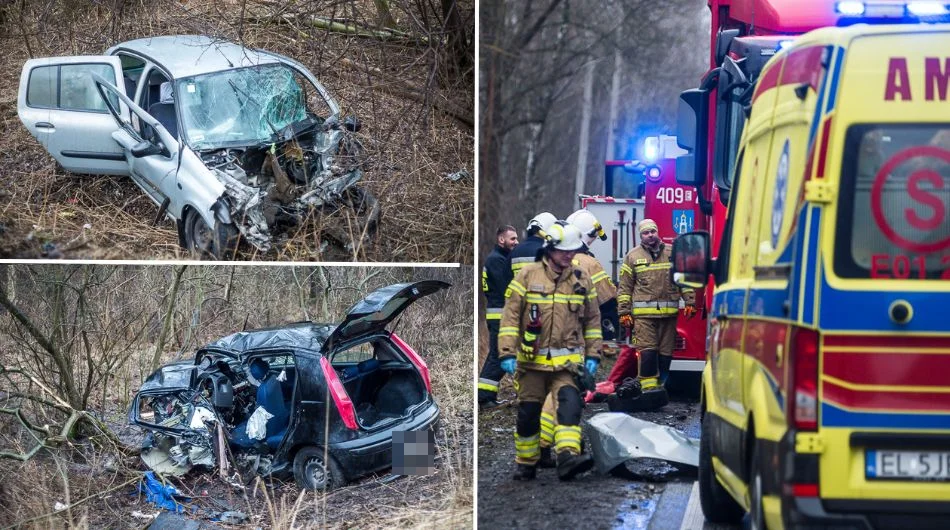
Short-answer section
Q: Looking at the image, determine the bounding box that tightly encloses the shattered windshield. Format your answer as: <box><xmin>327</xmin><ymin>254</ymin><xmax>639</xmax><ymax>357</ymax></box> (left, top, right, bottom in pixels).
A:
<box><xmin>177</xmin><ymin>64</ymin><xmax>310</xmax><ymax>148</ymax></box>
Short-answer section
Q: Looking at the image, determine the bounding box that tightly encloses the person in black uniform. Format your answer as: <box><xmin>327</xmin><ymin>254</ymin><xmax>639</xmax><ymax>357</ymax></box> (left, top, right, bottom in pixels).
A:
<box><xmin>478</xmin><ymin>225</ymin><xmax>519</xmax><ymax>409</ymax></box>
<box><xmin>509</xmin><ymin>212</ymin><xmax>558</xmax><ymax>276</ymax></box>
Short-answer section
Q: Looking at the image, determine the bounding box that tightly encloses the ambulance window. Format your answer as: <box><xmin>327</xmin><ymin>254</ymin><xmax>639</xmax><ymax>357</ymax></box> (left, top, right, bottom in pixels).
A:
<box><xmin>834</xmin><ymin>124</ymin><xmax>950</xmax><ymax>280</ymax></box>
<box><xmin>715</xmin><ymin>149</ymin><xmax>744</xmax><ymax>285</ymax></box>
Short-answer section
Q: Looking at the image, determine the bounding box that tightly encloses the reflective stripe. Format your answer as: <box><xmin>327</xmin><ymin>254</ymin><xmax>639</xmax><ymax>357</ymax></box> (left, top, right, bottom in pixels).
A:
<box><xmin>617</xmin><ymin>294</ymin><xmax>631</xmax><ymax>302</ymax></box>
<box><xmin>640</xmin><ymin>377</ymin><xmax>659</xmax><ymax>390</ymax></box>
<box><xmin>632</xmin><ymin>306</ymin><xmax>679</xmax><ymax>316</ymax></box>
<box><xmin>481</xmin><ymin>269</ymin><xmax>488</xmax><ymax>292</ymax></box>
<box><xmin>485</xmin><ymin>313</ymin><xmax>502</xmax><ymax>320</ymax></box>
<box><xmin>584</xmin><ymin>328</ymin><xmax>603</xmax><ymax>340</ymax></box>
<box><xmin>499</xmin><ymin>326</ymin><xmax>520</xmax><ymax>337</ymax></box>
<box><xmin>586</xmin><ymin>290</ymin><xmax>597</xmax><ymax>301</ymax></box>
<box><xmin>519</xmin><ymin>348</ymin><xmax>583</xmax><ymax>366</ymax></box>
<box><xmin>554</xmin><ymin>425</ymin><xmax>582</xmax><ymax>453</ymax></box>
<box><xmin>540</xmin><ymin>413</ymin><xmax>555</xmax><ymax>444</ymax></box>
<box><xmin>632</xmin><ymin>301</ymin><xmax>680</xmax><ymax>308</ymax></box>
<box><xmin>477</xmin><ymin>381</ymin><xmax>499</xmax><ymax>392</ymax></box>
<box><xmin>634</xmin><ymin>262</ymin><xmax>673</xmax><ymax>273</ymax></box>
<box><xmin>487</xmin><ymin>307</ymin><xmax>503</xmax><ymax>315</ymax></box>
<box><xmin>523</xmin><ymin>330</ymin><xmax>538</xmax><ymax>342</ymax></box>
<box><xmin>508</xmin><ymin>280</ymin><xmax>527</xmax><ymax>296</ymax></box>
<box><xmin>524</xmin><ymin>293</ymin><xmax>588</xmax><ymax>305</ymax></box>
<box><xmin>591</xmin><ymin>270</ymin><xmax>609</xmax><ymax>283</ymax></box>
<box><xmin>515</xmin><ymin>433</ymin><xmax>541</xmax><ymax>462</ymax></box>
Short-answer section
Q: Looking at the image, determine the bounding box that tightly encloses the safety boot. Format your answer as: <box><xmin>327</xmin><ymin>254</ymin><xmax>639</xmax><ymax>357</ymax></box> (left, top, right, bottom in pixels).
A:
<box><xmin>556</xmin><ymin>451</ymin><xmax>593</xmax><ymax>481</ymax></box>
<box><xmin>538</xmin><ymin>446</ymin><xmax>556</xmax><ymax>468</ymax></box>
<box><xmin>512</xmin><ymin>463</ymin><xmax>537</xmax><ymax>481</ymax></box>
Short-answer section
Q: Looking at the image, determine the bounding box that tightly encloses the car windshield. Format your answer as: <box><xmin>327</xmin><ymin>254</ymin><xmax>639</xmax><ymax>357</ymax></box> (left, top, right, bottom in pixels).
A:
<box><xmin>177</xmin><ymin>64</ymin><xmax>309</xmax><ymax>148</ymax></box>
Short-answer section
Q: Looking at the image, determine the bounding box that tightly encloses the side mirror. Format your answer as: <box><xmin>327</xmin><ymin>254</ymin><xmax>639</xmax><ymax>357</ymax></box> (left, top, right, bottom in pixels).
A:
<box><xmin>671</xmin><ymin>231</ymin><xmax>711</xmax><ymax>289</ymax></box>
<box><xmin>343</xmin><ymin>116</ymin><xmax>361</xmax><ymax>132</ymax></box>
<box><xmin>131</xmin><ymin>141</ymin><xmax>163</xmax><ymax>158</ymax></box>
<box><xmin>676</xmin><ymin>89</ymin><xmax>709</xmax><ymax>187</ymax></box>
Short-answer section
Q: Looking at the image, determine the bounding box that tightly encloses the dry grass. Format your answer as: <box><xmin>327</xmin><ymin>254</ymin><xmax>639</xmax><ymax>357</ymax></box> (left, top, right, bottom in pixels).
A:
<box><xmin>0</xmin><ymin>264</ymin><xmax>473</xmax><ymax>528</ymax></box>
<box><xmin>0</xmin><ymin>0</ymin><xmax>474</xmax><ymax>263</ymax></box>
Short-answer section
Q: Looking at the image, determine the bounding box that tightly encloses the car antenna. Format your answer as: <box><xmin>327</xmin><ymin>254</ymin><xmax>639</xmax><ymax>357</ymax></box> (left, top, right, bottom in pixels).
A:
<box><xmin>242</xmin><ymin>313</ymin><xmax>250</xmax><ymax>331</ymax></box>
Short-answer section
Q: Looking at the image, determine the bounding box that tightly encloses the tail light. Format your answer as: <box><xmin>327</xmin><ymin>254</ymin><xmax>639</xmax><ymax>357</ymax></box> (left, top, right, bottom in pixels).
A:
<box><xmin>319</xmin><ymin>357</ymin><xmax>358</xmax><ymax>430</ymax></box>
<box><xmin>790</xmin><ymin>328</ymin><xmax>820</xmax><ymax>431</ymax></box>
<box><xmin>391</xmin><ymin>333</ymin><xmax>432</xmax><ymax>393</ymax></box>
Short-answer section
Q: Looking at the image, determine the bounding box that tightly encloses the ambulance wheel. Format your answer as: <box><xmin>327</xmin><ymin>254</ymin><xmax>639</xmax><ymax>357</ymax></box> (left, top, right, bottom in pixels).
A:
<box><xmin>747</xmin><ymin>440</ymin><xmax>766</xmax><ymax>530</ymax></box>
<box><xmin>294</xmin><ymin>446</ymin><xmax>345</xmax><ymax>490</ymax></box>
<box><xmin>699</xmin><ymin>414</ymin><xmax>744</xmax><ymax>523</ymax></box>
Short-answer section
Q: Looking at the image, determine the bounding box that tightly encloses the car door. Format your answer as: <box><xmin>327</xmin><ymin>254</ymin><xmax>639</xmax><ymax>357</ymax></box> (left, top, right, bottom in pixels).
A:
<box><xmin>17</xmin><ymin>55</ymin><xmax>131</xmax><ymax>175</ymax></box>
<box><xmin>93</xmin><ymin>74</ymin><xmax>184</xmax><ymax>208</ymax></box>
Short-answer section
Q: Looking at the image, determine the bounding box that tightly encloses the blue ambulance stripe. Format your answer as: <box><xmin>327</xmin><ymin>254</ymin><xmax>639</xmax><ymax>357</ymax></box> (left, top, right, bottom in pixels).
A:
<box><xmin>824</xmin><ymin>47</ymin><xmax>845</xmax><ymax>114</ymax></box>
<box><xmin>822</xmin><ymin>402</ymin><xmax>950</xmax><ymax>430</ymax></box>
<box><xmin>819</xmin><ymin>279</ymin><xmax>949</xmax><ymax>331</ymax></box>
<box><xmin>788</xmin><ymin>206</ymin><xmax>809</xmax><ymax>319</ymax></box>
<box><xmin>712</xmin><ymin>288</ymin><xmax>746</xmax><ymax>318</ymax></box>
<box><xmin>746</xmin><ymin>288</ymin><xmax>789</xmax><ymax>320</ymax></box>
<box><xmin>802</xmin><ymin>207</ymin><xmax>821</xmax><ymax>325</ymax></box>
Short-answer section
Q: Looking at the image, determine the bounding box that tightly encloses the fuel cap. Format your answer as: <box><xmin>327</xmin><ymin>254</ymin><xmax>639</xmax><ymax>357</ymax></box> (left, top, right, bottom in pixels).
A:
<box><xmin>888</xmin><ymin>299</ymin><xmax>913</xmax><ymax>325</ymax></box>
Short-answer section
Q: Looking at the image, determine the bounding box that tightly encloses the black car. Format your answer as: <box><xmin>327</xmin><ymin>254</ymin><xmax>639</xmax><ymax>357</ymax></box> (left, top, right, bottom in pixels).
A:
<box><xmin>129</xmin><ymin>280</ymin><xmax>448</xmax><ymax>489</ymax></box>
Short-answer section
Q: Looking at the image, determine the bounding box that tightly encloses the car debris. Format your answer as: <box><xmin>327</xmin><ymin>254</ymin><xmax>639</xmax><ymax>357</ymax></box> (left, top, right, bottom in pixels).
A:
<box><xmin>586</xmin><ymin>413</ymin><xmax>700</xmax><ymax>474</ymax></box>
<box><xmin>130</xmin><ymin>281</ymin><xmax>448</xmax><ymax>489</ymax></box>
<box><xmin>17</xmin><ymin>35</ymin><xmax>379</xmax><ymax>258</ymax></box>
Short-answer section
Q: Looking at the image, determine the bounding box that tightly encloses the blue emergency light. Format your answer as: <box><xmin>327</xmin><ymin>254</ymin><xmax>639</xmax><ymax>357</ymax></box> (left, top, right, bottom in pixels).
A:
<box><xmin>836</xmin><ymin>1</ymin><xmax>866</xmax><ymax>15</ymax></box>
<box><xmin>643</xmin><ymin>137</ymin><xmax>659</xmax><ymax>162</ymax></box>
<box><xmin>835</xmin><ymin>1</ymin><xmax>950</xmax><ymax>17</ymax></box>
<box><xmin>646</xmin><ymin>166</ymin><xmax>661</xmax><ymax>180</ymax></box>
<box><xmin>907</xmin><ymin>1</ymin><xmax>949</xmax><ymax>15</ymax></box>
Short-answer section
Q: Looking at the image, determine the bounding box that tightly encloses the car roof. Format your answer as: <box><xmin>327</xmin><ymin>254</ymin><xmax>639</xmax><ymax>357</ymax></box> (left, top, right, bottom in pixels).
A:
<box><xmin>108</xmin><ymin>35</ymin><xmax>284</xmax><ymax>79</ymax></box>
<box><xmin>204</xmin><ymin>322</ymin><xmax>335</xmax><ymax>355</ymax></box>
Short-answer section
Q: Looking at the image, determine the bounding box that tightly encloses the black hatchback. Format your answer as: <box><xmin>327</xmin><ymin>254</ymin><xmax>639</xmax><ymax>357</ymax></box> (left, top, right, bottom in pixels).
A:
<box><xmin>129</xmin><ymin>280</ymin><xmax>448</xmax><ymax>489</ymax></box>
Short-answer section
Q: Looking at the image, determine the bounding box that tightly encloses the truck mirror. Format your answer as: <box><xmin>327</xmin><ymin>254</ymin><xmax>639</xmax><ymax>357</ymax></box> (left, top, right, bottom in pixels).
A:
<box><xmin>676</xmin><ymin>89</ymin><xmax>708</xmax><ymax>187</ymax></box>
<box><xmin>671</xmin><ymin>231</ymin><xmax>710</xmax><ymax>289</ymax></box>
<box><xmin>715</xmin><ymin>28</ymin><xmax>740</xmax><ymax>67</ymax></box>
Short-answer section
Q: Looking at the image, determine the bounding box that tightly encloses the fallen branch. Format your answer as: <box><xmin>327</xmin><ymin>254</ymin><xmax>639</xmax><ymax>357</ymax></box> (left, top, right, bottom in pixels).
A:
<box><xmin>247</xmin><ymin>9</ymin><xmax>428</xmax><ymax>44</ymax></box>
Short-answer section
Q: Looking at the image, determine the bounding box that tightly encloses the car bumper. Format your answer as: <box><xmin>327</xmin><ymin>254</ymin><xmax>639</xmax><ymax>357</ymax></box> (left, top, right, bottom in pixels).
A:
<box><xmin>786</xmin><ymin>497</ymin><xmax>950</xmax><ymax>529</ymax></box>
<box><xmin>330</xmin><ymin>401</ymin><xmax>440</xmax><ymax>477</ymax></box>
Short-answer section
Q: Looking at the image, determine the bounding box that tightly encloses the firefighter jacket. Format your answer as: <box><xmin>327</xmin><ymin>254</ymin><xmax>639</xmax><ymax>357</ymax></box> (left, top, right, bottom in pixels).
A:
<box><xmin>510</xmin><ymin>235</ymin><xmax>545</xmax><ymax>275</ymax></box>
<box><xmin>618</xmin><ymin>243</ymin><xmax>695</xmax><ymax>319</ymax></box>
<box><xmin>482</xmin><ymin>245</ymin><xmax>512</xmax><ymax>321</ymax></box>
<box><xmin>572</xmin><ymin>251</ymin><xmax>616</xmax><ymax>306</ymax></box>
<box><xmin>499</xmin><ymin>256</ymin><xmax>603</xmax><ymax>371</ymax></box>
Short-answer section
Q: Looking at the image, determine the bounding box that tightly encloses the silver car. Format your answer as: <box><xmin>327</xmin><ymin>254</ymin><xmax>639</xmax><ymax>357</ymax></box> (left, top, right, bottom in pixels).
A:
<box><xmin>17</xmin><ymin>35</ymin><xmax>378</xmax><ymax>258</ymax></box>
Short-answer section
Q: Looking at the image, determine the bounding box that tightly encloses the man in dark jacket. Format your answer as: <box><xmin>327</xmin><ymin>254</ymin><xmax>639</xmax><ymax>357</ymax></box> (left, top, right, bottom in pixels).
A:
<box><xmin>478</xmin><ymin>225</ymin><xmax>518</xmax><ymax>408</ymax></box>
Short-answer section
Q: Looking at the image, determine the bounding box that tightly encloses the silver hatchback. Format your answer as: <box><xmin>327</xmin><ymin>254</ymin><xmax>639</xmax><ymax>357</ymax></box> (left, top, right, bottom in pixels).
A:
<box><xmin>17</xmin><ymin>35</ymin><xmax>378</xmax><ymax>258</ymax></box>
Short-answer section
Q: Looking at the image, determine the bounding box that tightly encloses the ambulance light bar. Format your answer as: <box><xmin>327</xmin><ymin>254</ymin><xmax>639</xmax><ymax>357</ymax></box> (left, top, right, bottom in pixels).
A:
<box><xmin>835</xmin><ymin>1</ymin><xmax>950</xmax><ymax>17</ymax></box>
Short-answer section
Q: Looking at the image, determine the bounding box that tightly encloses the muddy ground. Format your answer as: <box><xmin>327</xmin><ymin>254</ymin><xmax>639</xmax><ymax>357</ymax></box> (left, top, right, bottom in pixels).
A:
<box><xmin>477</xmin><ymin>353</ymin><xmax>738</xmax><ymax>530</ymax></box>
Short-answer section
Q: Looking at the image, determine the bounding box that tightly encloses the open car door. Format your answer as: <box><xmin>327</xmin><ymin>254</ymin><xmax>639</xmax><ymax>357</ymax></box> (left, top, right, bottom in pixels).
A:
<box><xmin>17</xmin><ymin>56</ymin><xmax>130</xmax><ymax>175</ymax></box>
<box><xmin>324</xmin><ymin>280</ymin><xmax>450</xmax><ymax>350</ymax></box>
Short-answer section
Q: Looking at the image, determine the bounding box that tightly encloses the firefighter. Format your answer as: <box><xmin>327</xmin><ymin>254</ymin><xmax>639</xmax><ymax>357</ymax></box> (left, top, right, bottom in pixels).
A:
<box><xmin>534</xmin><ymin>209</ymin><xmax>618</xmax><ymax>467</ymax></box>
<box><xmin>478</xmin><ymin>225</ymin><xmax>519</xmax><ymax>409</ymax></box>
<box><xmin>510</xmin><ymin>212</ymin><xmax>558</xmax><ymax>275</ymax></box>
<box><xmin>499</xmin><ymin>222</ymin><xmax>602</xmax><ymax>481</ymax></box>
<box><xmin>615</xmin><ymin>219</ymin><xmax>696</xmax><ymax>391</ymax></box>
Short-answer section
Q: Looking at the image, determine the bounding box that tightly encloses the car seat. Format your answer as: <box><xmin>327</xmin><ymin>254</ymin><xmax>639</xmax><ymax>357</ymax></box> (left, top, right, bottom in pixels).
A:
<box><xmin>147</xmin><ymin>81</ymin><xmax>178</xmax><ymax>140</ymax></box>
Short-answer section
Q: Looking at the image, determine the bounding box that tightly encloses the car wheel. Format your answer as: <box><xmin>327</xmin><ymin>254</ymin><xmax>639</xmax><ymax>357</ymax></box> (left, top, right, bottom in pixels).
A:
<box><xmin>293</xmin><ymin>446</ymin><xmax>344</xmax><ymax>491</ymax></box>
<box><xmin>747</xmin><ymin>441</ymin><xmax>766</xmax><ymax>530</ymax></box>
<box><xmin>699</xmin><ymin>414</ymin><xmax>745</xmax><ymax>523</ymax></box>
<box><xmin>185</xmin><ymin>212</ymin><xmax>239</xmax><ymax>260</ymax></box>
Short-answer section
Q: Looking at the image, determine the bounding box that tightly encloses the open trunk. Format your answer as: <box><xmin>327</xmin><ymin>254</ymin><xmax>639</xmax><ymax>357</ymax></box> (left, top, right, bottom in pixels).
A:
<box><xmin>339</xmin><ymin>360</ymin><xmax>427</xmax><ymax>429</ymax></box>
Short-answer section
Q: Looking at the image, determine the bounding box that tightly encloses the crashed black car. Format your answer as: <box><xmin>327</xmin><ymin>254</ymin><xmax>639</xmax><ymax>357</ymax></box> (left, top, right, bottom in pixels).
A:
<box><xmin>129</xmin><ymin>280</ymin><xmax>447</xmax><ymax>489</ymax></box>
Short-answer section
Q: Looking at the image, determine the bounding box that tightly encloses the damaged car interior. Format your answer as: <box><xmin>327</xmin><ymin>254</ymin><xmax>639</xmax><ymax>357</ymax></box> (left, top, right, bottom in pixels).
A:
<box><xmin>129</xmin><ymin>281</ymin><xmax>447</xmax><ymax>490</ymax></box>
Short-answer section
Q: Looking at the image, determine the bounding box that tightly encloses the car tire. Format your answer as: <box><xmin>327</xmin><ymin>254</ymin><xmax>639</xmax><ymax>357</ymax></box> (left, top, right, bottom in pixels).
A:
<box><xmin>747</xmin><ymin>440</ymin><xmax>766</xmax><ymax>530</ymax></box>
<box><xmin>185</xmin><ymin>211</ymin><xmax>239</xmax><ymax>260</ymax></box>
<box><xmin>699</xmin><ymin>414</ymin><xmax>745</xmax><ymax>524</ymax></box>
<box><xmin>293</xmin><ymin>446</ymin><xmax>345</xmax><ymax>491</ymax></box>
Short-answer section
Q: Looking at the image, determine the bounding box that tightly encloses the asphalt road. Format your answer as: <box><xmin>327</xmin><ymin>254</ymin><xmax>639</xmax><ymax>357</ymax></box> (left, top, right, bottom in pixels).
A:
<box><xmin>477</xmin><ymin>373</ymin><xmax>743</xmax><ymax>530</ymax></box>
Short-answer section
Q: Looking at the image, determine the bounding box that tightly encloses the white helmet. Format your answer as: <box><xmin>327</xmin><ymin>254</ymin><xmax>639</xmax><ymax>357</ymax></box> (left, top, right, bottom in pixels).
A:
<box><xmin>527</xmin><ymin>212</ymin><xmax>557</xmax><ymax>237</ymax></box>
<box><xmin>566</xmin><ymin>209</ymin><xmax>606</xmax><ymax>246</ymax></box>
<box><xmin>544</xmin><ymin>221</ymin><xmax>585</xmax><ymax>251</ymax></box>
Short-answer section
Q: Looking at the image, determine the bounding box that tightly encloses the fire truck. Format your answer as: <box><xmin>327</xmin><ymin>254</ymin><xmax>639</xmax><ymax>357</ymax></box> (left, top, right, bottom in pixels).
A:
<box><xmin>581</xmin><ymin>135</ymin><xmax>706</xmax><ymax>376</ymax></box>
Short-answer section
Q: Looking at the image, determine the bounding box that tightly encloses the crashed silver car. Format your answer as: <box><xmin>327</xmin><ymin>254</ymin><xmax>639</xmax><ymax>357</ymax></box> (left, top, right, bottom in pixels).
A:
<box><xmin>16</xmin><ymin>35</ymin><xmax>378</xmax><ymax>258</ymax></box>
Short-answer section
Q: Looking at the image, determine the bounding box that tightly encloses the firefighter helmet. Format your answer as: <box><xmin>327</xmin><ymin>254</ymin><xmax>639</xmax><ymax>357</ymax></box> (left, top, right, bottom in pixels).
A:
<box><xmin>527</xmin><ymin>212</ymin><xmax>557</xmax><ymax>237</ymax></box>
<box><xmin>567</xmin><ymin>209</ymin><xmax>607</xmax><ymax>246</ymax></box>
<box><xmin>545</xmin><ymin>221</ymin><xmax>585</xmax><ymax>251</ymax></box>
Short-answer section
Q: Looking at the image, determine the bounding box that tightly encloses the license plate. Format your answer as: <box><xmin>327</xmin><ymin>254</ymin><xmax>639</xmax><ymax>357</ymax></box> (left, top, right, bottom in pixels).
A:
<box><xmin>866</xmin><ymin>450</ymin><xmax>950</xmax><ymax>481</ymax></box>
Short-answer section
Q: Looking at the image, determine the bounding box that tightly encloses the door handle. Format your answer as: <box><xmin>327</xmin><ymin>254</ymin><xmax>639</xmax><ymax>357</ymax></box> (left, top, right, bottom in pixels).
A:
<box><xmin>35</xmin><ymin>122</ymin><xmax>55</xmax><ymax>131</ymax></box>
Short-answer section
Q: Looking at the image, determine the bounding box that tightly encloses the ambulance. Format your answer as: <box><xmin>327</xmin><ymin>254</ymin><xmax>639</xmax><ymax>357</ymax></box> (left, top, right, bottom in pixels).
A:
<box><xmin>672</xmin><ymin>23</ymin><xmax>950</xmax><ymax>528</ymax></box>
